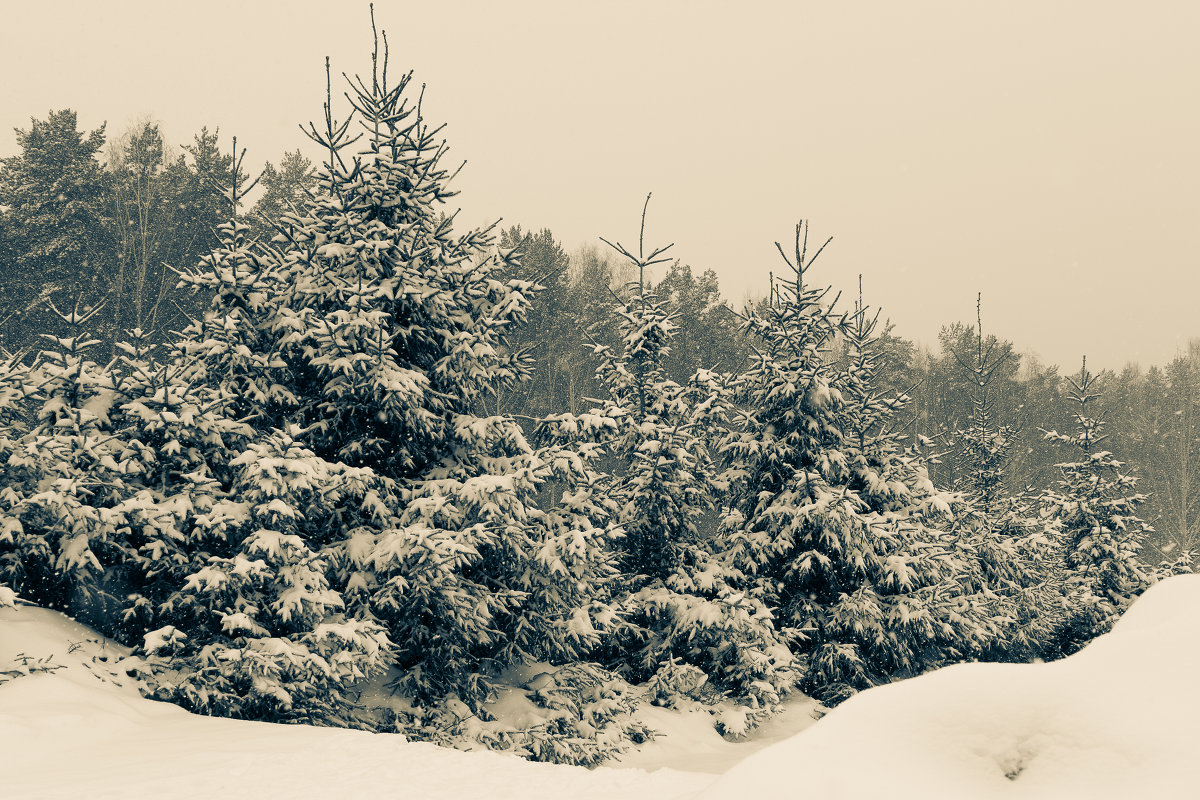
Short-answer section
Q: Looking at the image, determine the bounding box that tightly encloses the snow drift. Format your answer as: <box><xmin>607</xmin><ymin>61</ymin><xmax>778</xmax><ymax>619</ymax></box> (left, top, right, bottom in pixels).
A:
<box><xmin>0</xmin><ymin>604</ymin><xmax>709</xmax><ymax>800</ymax></box>
<box><xmin>702</xmin><ymin>574</ymin><xmax>1200</xmax><ymax>799</ymax></box>
<box><xmin>4</xmin><ymin>575</ymin><xmax>1200</xmax><ymax>799</ymax></box>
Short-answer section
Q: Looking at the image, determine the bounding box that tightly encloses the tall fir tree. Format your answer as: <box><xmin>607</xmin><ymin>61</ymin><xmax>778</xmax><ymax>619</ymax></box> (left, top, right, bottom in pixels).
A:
<box><xmin>242</xmin><ymin>26</ymin><xmax>617</xmax><ymax>708</ymax></box>
<box><xmin>946</xmin><ymin>295</ymin><xmax>1066</xmax><ymax>662</ymax></box>
<box><xmin>0</xmin><ymin>110</ymin><xmax>112</xmax><ymax>351</ymax></box>
<box><xmin>1041</xmin><ymin>359</ymin><xmax>1153</xmax><ymax>651</ymax></box>
<box><xmin>119</xmin><ymin>141</ymin><xmax>392</xmax><ymax>724</ymax></box>
<box><xmin>833</xmin><ymin>278</ymin><xmax>998</xmax><ymax>681</ymax></box>
<box><xmin>550</xmin><ymin>198</ymin><xmax>794</xmax><ymax>710</ymax></box>
<box><xmin>721</xmin><ymin>224</ymin><xmax>994</xmax><ymax>703</ymax></box>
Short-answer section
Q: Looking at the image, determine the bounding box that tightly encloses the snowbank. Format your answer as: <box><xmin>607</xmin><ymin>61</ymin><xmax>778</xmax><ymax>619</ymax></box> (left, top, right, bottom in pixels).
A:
<box><xmin>4</xmin><ymin>576</ymin><xmax>1200</xmax><ymax>798</ymax></box>
<box><xmin>612</xmin><ymin>694</ymin><xmax>822</xmax><ymax>775</ymax></box>
<box><xmin>701</xmin><ymin>574</ymin><xmax>1200</xmax><ymax>799</ymax></box>
<box><xmin>0</xmin><ymin>606</ymin><xmax>708</xmax><ymax>800</ymax></box>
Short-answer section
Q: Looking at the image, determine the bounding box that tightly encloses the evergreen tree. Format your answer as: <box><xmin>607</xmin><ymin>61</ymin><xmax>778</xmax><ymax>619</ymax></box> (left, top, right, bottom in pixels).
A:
<box><xmin>1041</xmin><ymin>359</ymin><xmax>1153</xmax><ymax>650</ymax></box>
<box><xmin>945</xmin><ymin>301</ymin><xmax>1020</xmax><ymax>511</ymax></box>
<box><xmin>0</xmin><ymin>110</ymin><xmax>112</xmax><ymax>350</ymax></box>
<box><xmin>250</xmin><ymin>149</ymin><xmax>317</xmax><ymax>242</ymax></box>
<box><xmin>945</xmin><ymin>295</ymin><xmax>1065</xmax><ymax>662</ymax></box>
<box><xmin>0</xmin><ymin>302</ymin><xmax>131</xmax><ymax>622</ymax></box>
<box><xmin>834</xmin><ymin>279</ymin><xmax>997</xmax><ymax>682</ymax></box>
<box><xmin>721</xmin><ymin>224</ymin><xmax>991</xmax><ymax>703</ymax></box>
<box><xmin>104</xmin><ymin>327</ymin><xmax>248</xmax><ymax>642</ymax></box>
<box><xmin>243</xmin><ymin>32</ymin><xmax>616</xmax><ymax>708</ymax></box>
<box><xmin>138</xmin><ymin>427</ymin><xmax>392</xmax><ymax>724</ymax></box>
<box><xmin>720</xmin><ymin>224</ymin><xmax>863</xmax><ymax>702</ymax></box>
<box><xmin>555</xmin><ymin>199</ymin><xmax>794</xmax><ymax>708</ymax></box>
<box><xmin>118</xmin><ymin>143</ymin><xmax>391</xmax><ymax>724</ymax></box>
<box><xmin>592</xmin><ymin>202</ymin><xmax>690</xmax><ymax>580</ymax></box>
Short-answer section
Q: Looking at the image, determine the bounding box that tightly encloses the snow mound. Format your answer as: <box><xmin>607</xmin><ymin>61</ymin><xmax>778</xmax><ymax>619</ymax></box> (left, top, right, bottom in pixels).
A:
<box><xmin>701</xmin><ymin>574</ymin><xmax>1200</xmax><ymax>799</ymax></box>
<box><xmin>611</xmin><ymin>693</ymin><xmax>823</xmax><ymax>775</ymax></box>
<box><xmin>0</xmin><ymin>605</ymin><xmax>710</xmax><ymax>800</ymax></box>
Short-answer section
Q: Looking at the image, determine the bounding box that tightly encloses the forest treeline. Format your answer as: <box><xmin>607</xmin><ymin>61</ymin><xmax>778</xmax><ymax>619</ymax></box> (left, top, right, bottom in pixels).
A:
<box><xmin>3</xmin><ymin>112</ymin><xmax>1198</xmax><ymax>558</ymax></box>
<box><xmin>490</xmin><ymin>231</ymin><xmax>1200</xmax><ymax>563</ymax></box>
<box><xmin>0</xmin><ymin>29</ymin><xmax>1193</xmax><ymax>765</ymax></box>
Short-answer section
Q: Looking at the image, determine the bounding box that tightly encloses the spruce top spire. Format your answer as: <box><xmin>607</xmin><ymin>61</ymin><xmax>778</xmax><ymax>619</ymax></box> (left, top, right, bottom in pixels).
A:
<box><xmin>773</xmin><ymin>220</ymin><xmax>833</xmax><ymax>310</ymax></box>
<box><xmin>599</xmin><ymin>192</ymin><xmax>675</xmax><ymax>294</ymax></box>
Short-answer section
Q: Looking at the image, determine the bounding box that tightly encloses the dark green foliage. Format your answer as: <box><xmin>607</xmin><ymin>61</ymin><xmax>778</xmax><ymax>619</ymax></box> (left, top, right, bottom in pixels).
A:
<box><xmin>496</xmin><ymin>226</ymin><xmax>576</xmax><ymax>418</ymax></box>
<box><xmin>721</xmin><ymin>226</ymin><xmax>992</xmax><ymax>704</ymax></box>
<box><xmin>1042</xmin><ymin>360</ymin><xmax>1153</xmax><ymax>652</ymax></box>
<box><xmin>652</xmin><ymin>261</ymin><xmax>747</xmax><ymax>383</ymax></box>
<box><xmin>236</xmin><ymin>40</ymin><xmax>621</xmax><ymax>713</ymax></box>
<box><xmin>0</xmin><ymin>110</ymin><xmax>111</xmax><ymax>350</ymax></box>
<box><xmin>250</xmin><ymin>149</ymin><xmax>316</xmax><ymax>242</ymax></box>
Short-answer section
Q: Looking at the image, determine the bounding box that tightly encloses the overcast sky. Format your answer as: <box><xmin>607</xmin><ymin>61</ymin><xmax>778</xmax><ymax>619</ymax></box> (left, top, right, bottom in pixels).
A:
<box><xmin>3</xmin><ymin>1</ymin><xmax>1198</xmax><ymax>370</ymax></box>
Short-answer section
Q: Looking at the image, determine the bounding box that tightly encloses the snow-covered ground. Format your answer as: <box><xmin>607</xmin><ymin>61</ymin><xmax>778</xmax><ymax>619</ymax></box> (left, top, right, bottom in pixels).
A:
<box><xmin>4</xmin><ymin>576</ymin><xmax>1200</xmax><ymax>799</ymax></box>
<box><xmin>704</xmin><ymin>575</ymin><xmax>1200</xmax><ymax>799</ymax></box>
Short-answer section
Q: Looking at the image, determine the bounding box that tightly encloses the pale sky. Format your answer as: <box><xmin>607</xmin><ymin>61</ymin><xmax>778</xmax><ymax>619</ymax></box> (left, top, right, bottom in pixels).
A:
<box><xmin>3</xmin><ymin>1</ymin><xmax>1198</xmax><ymax>370</ymax></box>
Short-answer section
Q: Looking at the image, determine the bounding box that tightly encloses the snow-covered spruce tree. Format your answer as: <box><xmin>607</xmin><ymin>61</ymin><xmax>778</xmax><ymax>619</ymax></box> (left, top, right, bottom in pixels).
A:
<box><xmin>591</xmin><ymin>200</ymin><xmax>711</xmax><ymax>582</ymax></box>
<box><xmin>112</xmin><ymin>148</ymin><xmax>285</xmax><ymax>639</ymax></box>
<box><xmin>946</xmin><ymin>295</ymin><xmax>1065</xmax><ymax>662</ymax></box>
<box><xmin>830</xmin><ymin>279</ymin><xmax>999</xmax><ymax>682</ymax></box>
<box><xmin>101</xmin><ymin>327</ymin><xmax>239</xmax><ymax>643</ymax></box>
<box><xmin>171</xmin><ymin>139</ymin><xmax>295</xmax><ymax>427</ymax></box>
<box><xmin>1041</xmin><ymin>359</ymin><xmax>1153</xmax><ymax>652</ymax></box>
<box><xmin>544</xmin><ymin>199</ymin><xmax>795</xmax><ymax>713</ymax></box>
<box><xmin>0</xmin><ymin>350</ymin><xmax>49</xmax><ymax>608</ymax></box>
<box><xmin>721</xmin><ymin>224</ymin><xmax>990</xmax><ymax>703</ymax></box>
<box><xmin>947</xmin><ymin>304</ymin><xmax>1020</xmax><ymax>514</ymax></box>
<box><xmin>0</xmin><ymin>310</ymin><xmax>218</xmax><ymax>636</ymax></box>
<box><xmin>108</xmin><ymin>147</ymin><xmax>392</xmax><ymax>724</ymax></box>
<box><xmin>251</xmin><ymin>34</ymin><xmax>616</xmax><ymax>711</ymax></box>
<box><xmin>138</xmin><ymin>427</ymin><xmax>392</xmax><ymax>724</ymax></box>
<box><xmin>0</xmin><ymin>302</ymin><xmax>135</xmax><ymax>625</ymax></box>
